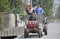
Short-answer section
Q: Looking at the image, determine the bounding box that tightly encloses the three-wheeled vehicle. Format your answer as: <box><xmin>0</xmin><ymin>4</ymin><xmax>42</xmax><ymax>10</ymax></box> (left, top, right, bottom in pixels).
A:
<box><xmin>24</xmin><ymin>20</ymin><xmax>42</xmax><ymax>38</ymax></box>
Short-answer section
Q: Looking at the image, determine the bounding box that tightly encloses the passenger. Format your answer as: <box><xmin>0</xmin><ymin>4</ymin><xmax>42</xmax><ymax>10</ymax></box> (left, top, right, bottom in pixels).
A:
<box><xmin>25</xmin><ymin>5</ymin><xmax>34</xmax><ymax>20</ymax></box>
<box><xmin>35</xmin><ymin>4</ymin><xmax>44</xmax><ymax>23</ymax></box>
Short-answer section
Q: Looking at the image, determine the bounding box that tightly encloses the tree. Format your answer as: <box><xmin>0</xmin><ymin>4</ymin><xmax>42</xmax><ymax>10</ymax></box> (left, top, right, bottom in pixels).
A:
<box><xmin>41</xmin><ymin>0</ymin><xmax>53</xmax><ymax>17</ymax></box>
<box><xmin>0</xmin><ymin>0</ymin><xmax>10</xmax><ymax>30</ymax></box>
<box><xmin>0</xmin><ymin>0</ymin><xmax>10</xmax><ymax>12</ymax></box>
<box><xmin>32</xmin><ymin>0</ymin><xmax>53</xmax><ymax>17</ymax></box>
<box><xmin>56</xmin><ymin>5</ymin><xmax>60</xmax><ymax>19</ymax></box>
<box><xmin>0</xmin><ymin>15</ymin><xmax>2</xmax><ymax>30</ymax></box>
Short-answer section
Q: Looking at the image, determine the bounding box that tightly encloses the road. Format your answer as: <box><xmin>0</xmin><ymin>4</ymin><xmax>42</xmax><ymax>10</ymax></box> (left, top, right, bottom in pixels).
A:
<box><xmin>15</xmin><ymin>21</ymin><xmax>60</xmax><ymax>39</ymax></box>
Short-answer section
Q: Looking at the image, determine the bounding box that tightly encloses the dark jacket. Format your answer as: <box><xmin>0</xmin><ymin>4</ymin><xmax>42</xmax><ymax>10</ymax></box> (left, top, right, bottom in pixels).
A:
<box><xmin>29</xmin><ymin>15</ymin><xmax>36</xmax><ymax>21</ymax></box>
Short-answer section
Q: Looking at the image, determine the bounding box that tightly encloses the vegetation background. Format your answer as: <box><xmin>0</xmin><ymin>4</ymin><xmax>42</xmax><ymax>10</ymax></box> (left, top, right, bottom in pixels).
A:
<box><xmin>0</xmin><ymin>0</ymin><xmax>60</xmax><ymax>29</ymax></box>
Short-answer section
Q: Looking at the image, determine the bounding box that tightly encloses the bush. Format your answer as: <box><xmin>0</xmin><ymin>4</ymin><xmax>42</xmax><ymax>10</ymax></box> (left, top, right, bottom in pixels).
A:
<box><xmin>56</xmin><ymin>5</ymin><xmax>60</xmax><ymax>19</ymax></box>
<box><xmin>32</xmin><ymin>0</ymin><xmax>53</xmax><ymax>17</ymax></box>
<box><xmin>0</xmin><ymin>0</ymin><xmax>10</xmax><ymax>12</ymax></box>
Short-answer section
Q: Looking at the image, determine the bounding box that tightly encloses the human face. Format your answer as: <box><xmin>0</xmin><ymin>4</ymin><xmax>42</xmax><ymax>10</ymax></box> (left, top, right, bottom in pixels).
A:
<box><xmin>29</xmin><ymin>5</ymin><xmax>32</xmax><ymax>8</ymax></box>
<box><xmin>32</xmin><ymin>13</ymin><xmax>35</xmax><ymax>16</ymax></box>
<box><xmin>37</xmin><ymin>5</ymin><xmax>40</xmax><ymax>8</ymax></box>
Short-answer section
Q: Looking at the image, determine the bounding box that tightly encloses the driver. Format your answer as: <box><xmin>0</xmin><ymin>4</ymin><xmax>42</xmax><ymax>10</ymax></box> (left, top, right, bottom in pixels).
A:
<box><xmin>29</xmin><ymin>10</ymin><xmax>36</xmax><ymax>21</ymax></box>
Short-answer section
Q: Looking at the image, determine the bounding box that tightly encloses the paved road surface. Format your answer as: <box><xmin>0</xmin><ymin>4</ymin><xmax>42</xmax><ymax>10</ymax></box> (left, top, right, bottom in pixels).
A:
<box><xmin>15</xmin><ymin>21</ymin><xmax>60</xmax><ymax>39</ymax></box>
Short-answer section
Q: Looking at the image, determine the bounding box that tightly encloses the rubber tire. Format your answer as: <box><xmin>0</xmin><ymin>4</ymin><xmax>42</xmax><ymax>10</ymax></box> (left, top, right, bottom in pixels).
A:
<box><xmin>45</xmin><ymin>29</ymin><xmax>47</xmax><ymax>35</ymax></box>
<box><xmin>44</xmin><ymin>28</ymin><xmax>47</xmax><ymax>35</ymax></box>
<box><xmin>41</xmin><ymin>32</ymin><xmax>43</xmax><ymax>37</ymax></box>
<box><xmin>24</xmin><ymin>29</ymin><xmax>28</xmax><ymax>38</ymax></box>
<box><xmin>38</xmin><ymin>30</ymin><xmax>42</xmax><ymax>38</ymax></box>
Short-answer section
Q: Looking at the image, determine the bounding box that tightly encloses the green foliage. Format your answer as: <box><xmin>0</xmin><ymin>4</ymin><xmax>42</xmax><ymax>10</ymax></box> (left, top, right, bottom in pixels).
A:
<box><xmin>0</xmin><ymin>16</ymin><xmax>2</xmax><ymax>26</ymax></box>
<box><xmin>19</xmin><ymin>12</ymin><xmax>25</xmax><ymax>19</ymax></box>
<box><xmin>0</xmin><ymin>0</ymin><xmax>10</xmax><ymax>12</ymax></box>
<box><xmin>56</xmin><ymin>5</ymin><xmax>60</xmax><ymax>18</ymax></box>
<box><xmin>13</xmin><ymin>7</ymin><xmax>23</xmax><ymax>14</ymax></box>
<box><xmin>0</xmin><ymin>15</ymin><xmax>2</xmax><ymax>30</ymax></box>
<box><xmin>9</xmin><ymin>0</ymin><xmax>19</xmax><ymax>9</ymax></box>
<box><xmin>11</xmin><ymin>0</ymin><xmax>27</xmax><ymax>19</ymax></box>
<box><xmin>13</xmin><ymin>7</ymin><xmax>24</xmax><ymax>19</ymax></box>
<box><xmin>32</xmin><ymin>0</ymin><xmax>53</xmax><ymax>17</ymax></box>
<box><xmin>8</xmin><ymin>0</ymin><xmax>27</xmax><ymax>19</ymax></box>
<box><xmin>0</xmin><ymin>0</ymin><xmax>10</xmax><ymax>29</ymax></box>
<box><xmin>32</xmin><ymin>0</ymin><xmax>37</xmax><ymax>6</ymax></box>
<box><xmin>42</xmin><ymin>0</ymin><xmax>53</xmax><ymax>16</ymax></box>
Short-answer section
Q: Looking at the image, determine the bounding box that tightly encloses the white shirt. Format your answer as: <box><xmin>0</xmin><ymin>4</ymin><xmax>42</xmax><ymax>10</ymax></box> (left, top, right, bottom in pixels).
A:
<box><xmin>28</xmin><ymin>8</ymin><xmax>33</xmax><ymax>13</ymax></box>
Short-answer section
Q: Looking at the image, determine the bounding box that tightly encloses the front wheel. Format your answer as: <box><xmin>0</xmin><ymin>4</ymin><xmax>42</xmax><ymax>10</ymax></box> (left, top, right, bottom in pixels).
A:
<box><xmin>24</xmin><ymin>29</ymin><xmax>28</xmax><ymax>38</ymax></box>
<box><xmin>38</xmin><ymin>30</ymin><xmax>42</xmax><ymax>38</ymax></box>
<box><xmin>43</xmin><ymin>28</ymin><xmax>47</xmax><ymax>35</ymax></box>
<box><xmin>39</xmin><ymin>32</ymin><xmax>42</xmax><ymax>38</ymax></box>
<box><xmin>45</xmin><ymin>29</ymin><xmax>47</xmax><ymax>35</ymax></box>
